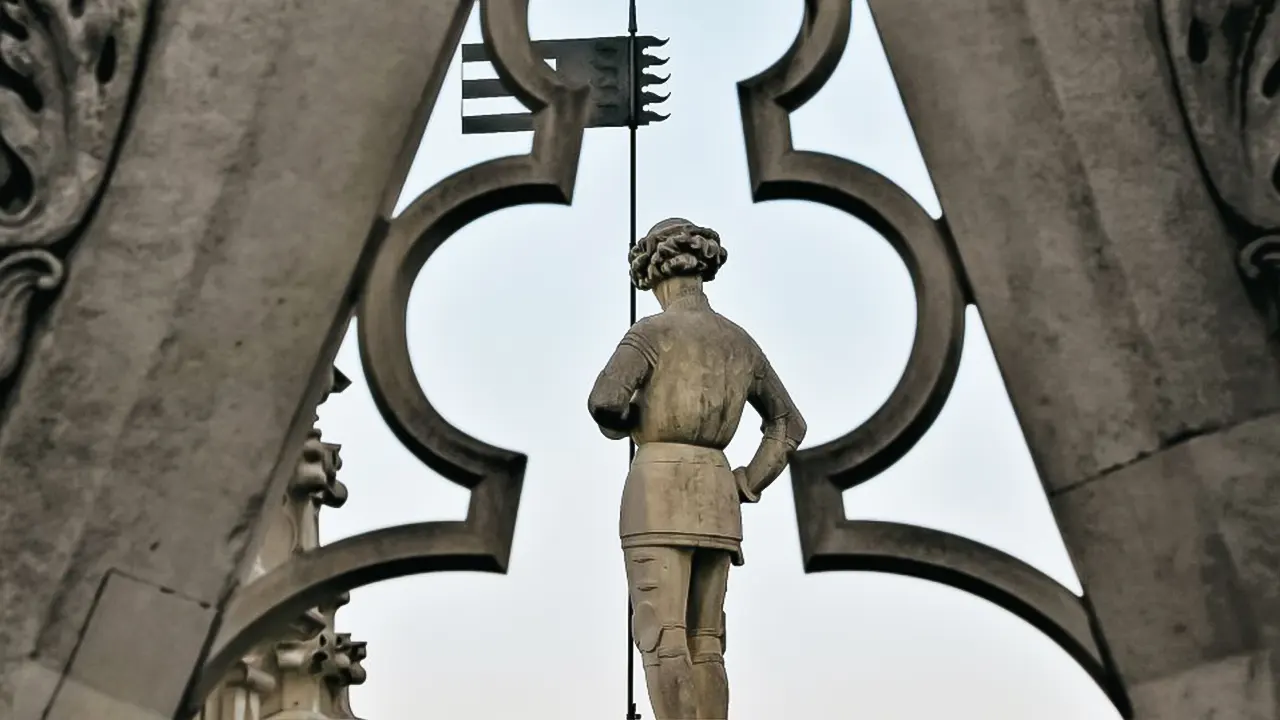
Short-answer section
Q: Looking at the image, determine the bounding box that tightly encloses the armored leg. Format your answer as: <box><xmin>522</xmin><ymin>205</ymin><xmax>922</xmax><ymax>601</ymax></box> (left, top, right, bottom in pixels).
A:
<box><xmin>687</xmin><ymin>549</ymin><xmax>731</xmax><ymax>719</ymax></box>
<box><xmin>625</xmin><ymin>546</ymin><xmax>697</xmax><ymax>720</ymax></box>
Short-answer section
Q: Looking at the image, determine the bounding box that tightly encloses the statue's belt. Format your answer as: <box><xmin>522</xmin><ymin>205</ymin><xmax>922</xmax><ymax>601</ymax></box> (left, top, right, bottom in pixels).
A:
<box><xmin>631</xmin><ymin>442</ymin><xmax>729</xmax><ymax>467</ymax></box>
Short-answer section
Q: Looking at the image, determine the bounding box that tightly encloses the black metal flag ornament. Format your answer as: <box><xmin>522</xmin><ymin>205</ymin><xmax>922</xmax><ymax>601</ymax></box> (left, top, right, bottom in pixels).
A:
<box><xmin>461</xmin><ymin>36</ymin><xmax>670</xmax><ymax>134</ymax></box>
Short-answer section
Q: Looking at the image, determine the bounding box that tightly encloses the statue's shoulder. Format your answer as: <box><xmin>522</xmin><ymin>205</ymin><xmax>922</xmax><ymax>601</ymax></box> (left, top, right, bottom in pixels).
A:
<box><xmin>628</xmin><ymin>312</ymin><xmax>682</xmax><ymax>338</ymax></box>
<box><xmin>619</xmin><ymin>315</ymin><xmax>666</xmax><ymax>360</ymax></box>
<box><xmin>713</xmin><ymin>312</ymin><xmax>766</xmax><ymax>355</ymax></box>
<box><xmin>626</xmin><ymin>313</ymin><xmax>663</xmax><ymax>335</ymax></box>
<box><xmin>638</xmin><ymin>308</ymin><xmax>722</xmax><ymax>339</ymax></box>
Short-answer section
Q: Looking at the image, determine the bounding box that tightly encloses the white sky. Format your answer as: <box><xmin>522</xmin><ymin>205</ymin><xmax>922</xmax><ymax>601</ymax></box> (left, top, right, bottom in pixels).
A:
<box><xmin>317</xmin><ymin>2</ymin><xmax>1124</xmax><ymax>718</ymax></box>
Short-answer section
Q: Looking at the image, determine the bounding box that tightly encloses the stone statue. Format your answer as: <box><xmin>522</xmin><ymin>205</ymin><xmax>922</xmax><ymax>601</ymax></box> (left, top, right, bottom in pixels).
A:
<box><xmin>588</xmin><ymin>218</ymin><xmax>807</xmax><ymax>719</ymax></box>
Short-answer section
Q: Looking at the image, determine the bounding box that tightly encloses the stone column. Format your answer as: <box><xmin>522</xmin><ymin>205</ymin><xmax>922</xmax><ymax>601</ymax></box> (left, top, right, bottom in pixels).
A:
<box><xmin>200</xmin><ymin>369</ymin><xmax>368</xmax><ymax>720</ymax></box>
<box><xmin>868</xmin><ymin>0</ymin><xmax>1280</xmax><ymax>716</ymax></box>
<box><xmin>0</xmin><ymin>0</ymin><xmax>473</xmax><ymax>718</ymax></box>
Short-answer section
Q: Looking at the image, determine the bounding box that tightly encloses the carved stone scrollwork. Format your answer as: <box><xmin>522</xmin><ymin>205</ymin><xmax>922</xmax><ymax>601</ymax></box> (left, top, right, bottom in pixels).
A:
<box><xmin>1159</xmin><ymin>0</ymin><xmax>1280</xmax><ymax>331</ymax></box>
<box><xmin>0</xmin><ymin>0</ymin><xmax>151</xmax><ymax>386</ymax></box>
<box><xmin>740</xmin><ymin>0</ymin><xmax>1128</xmax><ymax>711</ymax></box>
<box><xmin>0</xmin><ymin>247</ymin><xmax>60</xmax><ymax>377</ymax></box>
<box><xmin>193</xmin><ymin>0</ymin><xmax>590</xmax><ymax>703</ymax></box>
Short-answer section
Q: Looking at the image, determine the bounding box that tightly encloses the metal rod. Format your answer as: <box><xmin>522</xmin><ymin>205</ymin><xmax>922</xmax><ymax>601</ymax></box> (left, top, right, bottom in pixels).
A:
<box><xmin>625</xmin><ymin>5</ymin><xmax>641</xmax><ymax>720</ymax></box>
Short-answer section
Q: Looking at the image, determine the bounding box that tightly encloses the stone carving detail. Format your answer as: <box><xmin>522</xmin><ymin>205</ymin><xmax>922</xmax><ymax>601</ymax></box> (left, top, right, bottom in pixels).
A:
<box><xmin>212</xmin><ymin>658</ymin><xmax>279</xmax><ymax>720</ymax></box>
<box><xmin>0</xmin><ymin>0</ymin><xmax>151</xmax><ymax>384</ymax></box>
<box><xmin>313</xmin><ymin>596</ymin><xmax>368</xmax><ymax>720</ymax></box>
<box><xmin>1160</xmin><ymin>0</ymin><xmax>1280</xmax><ymax>329</ymax></box>
<box><xmin>739</xmin><ymin>0</ymin><xmax>1128</xmax><ymax>711</ymax></box>
<box><xmin>0</xmin><ymin>248</ymin><xmax>60</xmax><ymax>377</ymax></box>
<box><xmin>195</xmin><ymin>0</ymin><xmax>592</xmax><ymax>698</ymax></box>
<box><xmin>199</xmin><ymin>367</ymin><xmax>369</xmax><ymax>720</ymax></box>
<box><xmin>267</xmin><ymin>593</ymin><xmax>368</xmax><ymax>720</ymax></box>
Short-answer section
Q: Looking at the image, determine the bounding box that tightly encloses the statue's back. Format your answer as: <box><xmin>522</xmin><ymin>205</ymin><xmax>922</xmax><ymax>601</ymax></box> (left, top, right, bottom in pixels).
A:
<box><xmin>626</xmin><ymin>302</ymin><xmax>763</xmax><ymax>450</ymax></box>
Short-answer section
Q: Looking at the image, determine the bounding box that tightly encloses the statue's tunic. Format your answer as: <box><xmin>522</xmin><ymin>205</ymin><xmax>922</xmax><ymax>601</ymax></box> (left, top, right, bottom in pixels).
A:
<box><xmin>623</xmin><ymin>442</ymin><xmax>743</xmax><ymax>563</ymax></box>
<box><xmin>588</xmin><ymin>293</ymin><xmax>803</xmax><ymax>567</ymax></box>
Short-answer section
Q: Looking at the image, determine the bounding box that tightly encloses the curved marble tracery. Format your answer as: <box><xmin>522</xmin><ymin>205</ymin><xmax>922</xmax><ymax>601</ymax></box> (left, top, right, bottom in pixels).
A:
<box><xmin>739</xmin><ymin>0</ymin><xmax>1128</xmax><ymax>711</ymax></box>
<box><xmin>196</xmin><ymin>0</ymin><xmax>590</xmax><ymax>697</ymax></box>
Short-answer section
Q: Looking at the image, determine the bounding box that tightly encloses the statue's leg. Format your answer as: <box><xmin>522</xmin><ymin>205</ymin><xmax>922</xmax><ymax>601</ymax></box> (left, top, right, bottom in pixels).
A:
<box><xmin>687</xmin><ymin>549</ymin><xmax>731</xmax><ymax>719</ymax></box>
<box><xmin>625</xmin><ymin>545</ymin><xmax>698</xmax><ymax>720</ymax></box>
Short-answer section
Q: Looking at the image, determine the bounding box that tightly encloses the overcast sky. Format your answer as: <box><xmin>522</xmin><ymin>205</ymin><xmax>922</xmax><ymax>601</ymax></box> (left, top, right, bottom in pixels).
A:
<box><xmin>316</xmin><ymin>2</ymin><xmax>1123</xmax><ymax>718</ymax></box>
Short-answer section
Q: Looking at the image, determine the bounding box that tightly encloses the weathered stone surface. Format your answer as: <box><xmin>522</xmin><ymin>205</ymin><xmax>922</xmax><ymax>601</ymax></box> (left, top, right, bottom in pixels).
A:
<box><xmin>0</xmin><ymin>0</ymin><xmax>469</xmax><ymax>717</ymax></box>
<box><xmin>870</xmin><ymin>0</ymin><xmax>1280</xmax><ymax>495</ymax></box>
<box><xmin>1127</xmin><ymin>651</ymin><xmax>1276</xmax><ymax>720</ymax></box>
<box><xmin>868</xmin><ymin>0</ymin><xmax>1280</xmax><ymax>715</ymax></box>
<box><xmin>43</xmin><ymin>571</ymin><xmax>215</xmax><ymax>720</ymax></box>
<box><xmin>1052</xmin><ymin>412</ymin><xmax>1280</xmax><ymax>689</ymax></box>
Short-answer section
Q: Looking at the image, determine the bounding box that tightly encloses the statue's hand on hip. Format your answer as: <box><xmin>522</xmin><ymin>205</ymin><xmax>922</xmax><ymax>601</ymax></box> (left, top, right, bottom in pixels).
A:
<box><xmin>733</xmin><ymin>466</ymin><xmax>759</xmax><ymax>503</ymax></box>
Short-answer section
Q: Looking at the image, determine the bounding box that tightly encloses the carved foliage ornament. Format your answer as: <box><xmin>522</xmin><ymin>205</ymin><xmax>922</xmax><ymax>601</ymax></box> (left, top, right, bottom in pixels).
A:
<box><xmin>193</xmin><ymin>0</ymin><xmax>591</xmax><ymax>704</ymax></box>
<box><xmin>0</xmin><ymin>0</ymin><xmax>150</xmax><ymax>382</ymax></box>
<box><xmin>741</xmin><ymin>0</ymin><xmax>1129</xmax><ymax>712</ymax></box>
<box><xmin>199</xmin><ymin>370</ymin><xmax>368</xmax><ymax>720</ymax></box>
<box><xmin>1159</xmin><ymin>0</ymin><xmax>1280</xmax><ymax>327</ymax></box>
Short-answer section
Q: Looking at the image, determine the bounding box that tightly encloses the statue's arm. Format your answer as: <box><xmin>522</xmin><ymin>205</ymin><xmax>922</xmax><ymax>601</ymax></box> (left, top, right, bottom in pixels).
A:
<box><xmin>736</xmin><ymin>359</ymin><xmax>807</xmax><ymax>502</ymax></box>
<box><xmin>587</xmin><ymin>331</ymin><xmax>655</xmax><ymax>440</ymax></box>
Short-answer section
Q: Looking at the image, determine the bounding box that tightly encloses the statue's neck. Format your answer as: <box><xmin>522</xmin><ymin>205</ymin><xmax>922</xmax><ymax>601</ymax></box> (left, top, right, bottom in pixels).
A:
<box><xmin>656</xmin><ymin>277</ymin><xmax>707</xmax><ymax>311</ymax></box>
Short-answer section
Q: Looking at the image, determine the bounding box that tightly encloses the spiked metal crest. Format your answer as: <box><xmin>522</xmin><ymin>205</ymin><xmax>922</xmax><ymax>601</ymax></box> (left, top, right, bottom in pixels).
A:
<box><xmin>461</xmin><ymin>36</ymin><xmax>670</xmax><ymax>134</ymax></box>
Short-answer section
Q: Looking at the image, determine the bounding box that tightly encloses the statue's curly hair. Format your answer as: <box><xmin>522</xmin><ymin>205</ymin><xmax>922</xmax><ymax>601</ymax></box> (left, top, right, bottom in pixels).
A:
<box><xmin>628</xmin><ymin>218</ymin><xmax>728</xmax><ymax>291</ymax></box>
